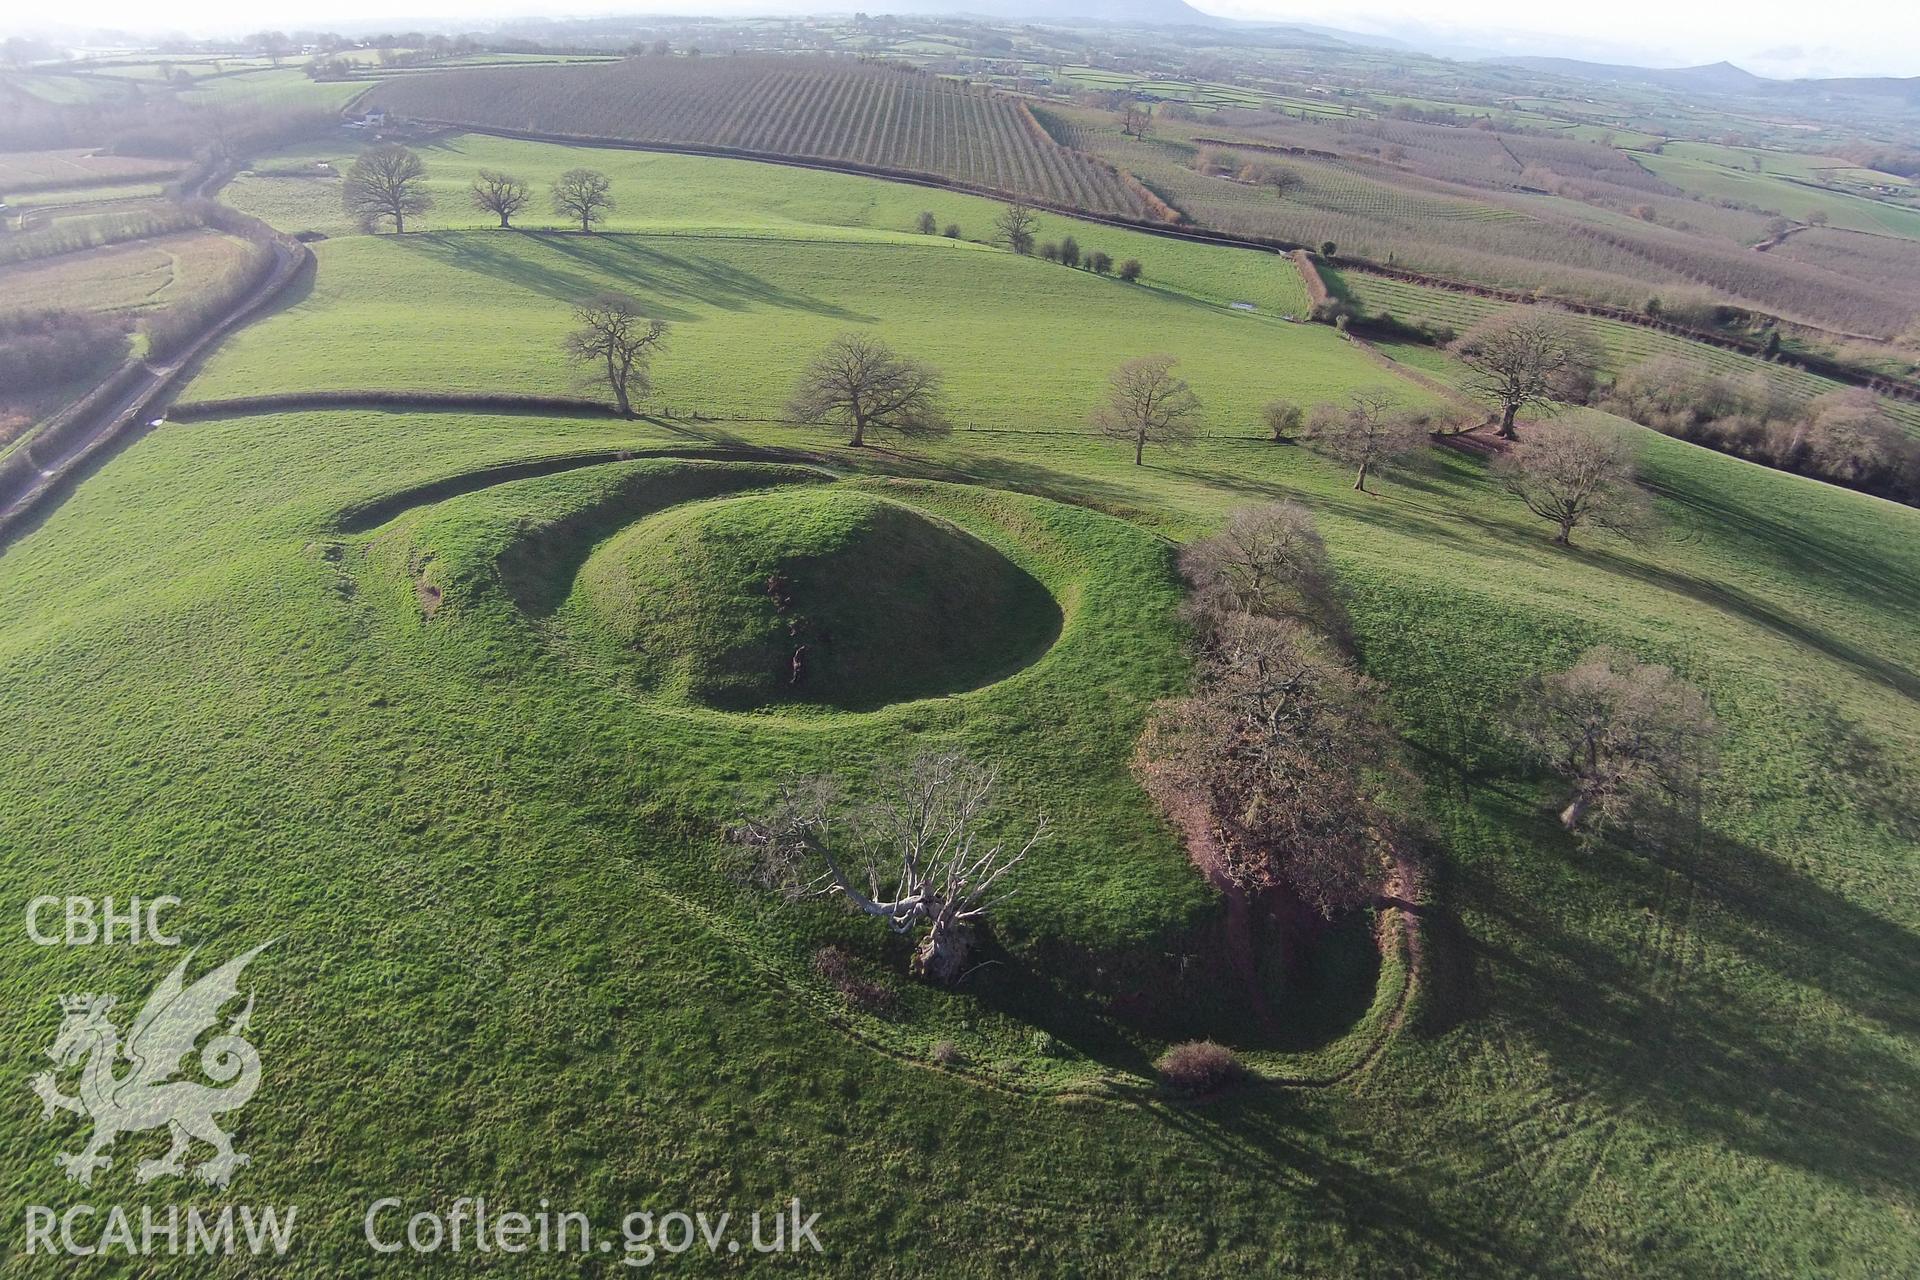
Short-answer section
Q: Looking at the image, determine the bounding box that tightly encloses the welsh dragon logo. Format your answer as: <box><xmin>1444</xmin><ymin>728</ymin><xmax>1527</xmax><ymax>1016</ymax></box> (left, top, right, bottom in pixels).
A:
<box><xmin>30</xmin><ymin>941</ymin><xmax>272</xmax><ymax>1189</ymax></box>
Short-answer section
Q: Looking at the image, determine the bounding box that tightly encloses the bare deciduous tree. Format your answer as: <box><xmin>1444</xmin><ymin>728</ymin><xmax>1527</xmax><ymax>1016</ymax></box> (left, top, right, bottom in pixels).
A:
<box><xmin>1120</xmin><ymin>102</ymin><xmax>1154</xmax><ymax>139</ymax></box>
<box><xmin>1093</xmin><ymin>354</ymin><xmax>1202</xmax><ymax>465</ymax></box>
<box><xmin>1805</xmin><ymin>389</ymin><xmax>1904</xmax><ymax>485</ymax></box>
<box><xmin>994</xmin><ymin>193</ymin><xmax>1038</xmax><ymax>255</ymax></box>
<box><xmin>1452</xmin><ymin>308</ymin><xmax>1601</xmax><ymax>439</ymax></box>
<box><xmin>469</xmin><ymin>169</ymin><xmax>530</xmax><ymax>228</ymax></box>
<box><xmin>342</xmin><ymin>144</ymin><xmax>432</xmax><ymax>234</ymax></box>
<box><xmin>1511</xmin><ymin>647</ymin><xmax>1717</xmax><ymax>831</ymax></box>
<box><xmin>551</xmin><ymin>167</ymin><xmax>614</xmax><ymax>232</ymax></box>
<box><xmin>733</xmin><ymin>752</ymin><xmax>1047</xmax><ymax>984</ymax></box>
<box><xmin>915</xmin><ymin>210</ymin><xmax>937</xmax><ymax>234</ymax></box>
<box><xmin>1496</xmin><ymin>421</ymin><xmax>1651</xmax><ymax>546</ymax></box>
<box><xmin>1260</xmin><ymin>164</ymin><xmax>1305</xmax><ymax>199</ymax></box>
<box><xmin>564</xmin><ymin>293</ymin><xmax>668</xmax><ymax>417</ymax></box>
<box><xmin>786</xmin><ymin>332</ymin><xmax>951</xmax><ymax>447</ymax></box>
<box><xmin>1138</xmin><ymin>612</ymin><xmax>1407</xmax><ymax>916</ymax></box>
<box><xmin>1262</xmin><ymin>400</ymin><xmax>1304</xmax><ymax>443</ymax></box>
<box><xmin>1178</xmin><ymin>502</ymin><xmax>1348</xmax><ymax>639</ymax></box>
<box><xmin>1305</xmin><ymin>392</ymin><xmax>1428</xmax><ymax>492</ymax></box>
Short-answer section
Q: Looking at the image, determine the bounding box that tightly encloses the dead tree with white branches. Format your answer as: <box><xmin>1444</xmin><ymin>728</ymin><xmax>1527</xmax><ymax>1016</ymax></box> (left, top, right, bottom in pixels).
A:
<box><xmin>734</xmin><ymin>753</ymin><xmax>1047</xmax><ymax>984</ymax></box>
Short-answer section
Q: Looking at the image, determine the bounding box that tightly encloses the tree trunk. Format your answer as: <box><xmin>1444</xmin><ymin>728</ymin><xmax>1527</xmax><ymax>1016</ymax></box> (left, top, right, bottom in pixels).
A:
<box><xmin>1354</xmin><ymin>461</ymin><xmax>1369</xmax><ymax>491</ymax></box>
<box><xmin>848</xmin><ymin>414</ymin><xmax>866</xmax><ymax>447</ymax></box>
<box><xmin>1553</xmin><ymin>518</ymin><xmax>1573</xmax><ymax>546</ymax></box>
<box><xmin>1559</xmin><ymin>795</ymin><xmax>1590</xmax><ymax>830</ymax></box>
<box><xmin>910</xmin><ymin>912</ymin><xmax>971</xmax><ymax>985</ymax></box>
<box><xmin>607</xmin><ymin>354</ymin><xmax>630</xmax><ymax>417</ymax></box>
<box><xmin>393</xmin><ymin>210</ymin><xmax>404</xmax><ymax>234</ymax></box>
<box><xmin>498</xmin><ymin>213</ymin><xmax>510</xmax><ymax>228</ymax></box>
<box><xmin>1134</xmin><ymin>434</ymin><xmax>1145</xmax><ymax>466</ymax></box>
<box><xmin>1498</xmin><ymin>402</ymin><xmax>1518</xmax><ymax>440</ymax></box>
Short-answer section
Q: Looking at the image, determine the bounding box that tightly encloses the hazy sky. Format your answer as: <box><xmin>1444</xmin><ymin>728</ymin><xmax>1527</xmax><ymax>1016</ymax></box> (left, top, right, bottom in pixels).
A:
<box><xmin>9</xmin><ymin>1</ymin><xmax>1919</xmax><ymax>78</ymax></box>
<box><xmin>1208</xmin><ymin>0</ymin><xmax>1920</xmax><ymax>77</ymax></box>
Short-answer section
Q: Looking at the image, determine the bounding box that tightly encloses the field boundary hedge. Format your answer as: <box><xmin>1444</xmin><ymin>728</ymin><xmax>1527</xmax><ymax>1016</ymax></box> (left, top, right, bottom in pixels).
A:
<box><xmin>1341</xmin><ymin>260</ymin><xmax>1920</xmax><ymax>402</ymax></box>
<box><xmin>0</xmin><ymin>210</ymin><xmax>310</xmax><ymax>547</ymax></box>
<box><xmin>421</xmin><ymin>123</ymin><xmax>1916</xmax><ymax>400</ymax></box>
<box><xmin>399</xmin><ymin>121</ymin><xmax>1189</xmax><ymax>228</ymax></box>
<box><xmin>171</xmin><ymin>391</ymin><xmax>620</xmax><ymax>421</ymax></box>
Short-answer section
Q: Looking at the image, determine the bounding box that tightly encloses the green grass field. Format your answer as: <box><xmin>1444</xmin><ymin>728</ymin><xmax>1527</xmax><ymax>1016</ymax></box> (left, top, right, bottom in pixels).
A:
<box><xmin>1637</xmin><ymin>151</ymin><xmax>1920</xmax><ymax>240</ymax></box>
<box><xmin>185</xmin><ymin>230</ymin><xmax>1357</xmax><ymax>433</ymax></box>
<box><xmin>1</xmin><ymin>142</ymin><xmax>1915</xmax><ymax>1276</ymax></box>
<box><xmin>223</xmin><ymin>134</ymin><xmax>1312</xmax><ymax>319</ymax></box>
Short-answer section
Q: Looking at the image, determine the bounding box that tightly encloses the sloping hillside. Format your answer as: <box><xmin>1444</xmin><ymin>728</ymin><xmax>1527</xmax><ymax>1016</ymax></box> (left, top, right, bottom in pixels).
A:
<box><xmin>365</xmin><ymin>56</ymin><xmax>1166</xmax><ymax>220</ymax></box>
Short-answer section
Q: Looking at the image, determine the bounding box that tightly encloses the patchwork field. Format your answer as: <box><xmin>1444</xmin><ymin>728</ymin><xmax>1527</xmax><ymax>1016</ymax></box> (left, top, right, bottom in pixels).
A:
<box><xmin>1</xmin><ymin>118</ymin><xmax>1916</xmax><ymax>1278</ymax></box>
<box><xmin>361</xmin><ymin>56</ymin><xmax>1161</xmax><ymax>219</ymax></box>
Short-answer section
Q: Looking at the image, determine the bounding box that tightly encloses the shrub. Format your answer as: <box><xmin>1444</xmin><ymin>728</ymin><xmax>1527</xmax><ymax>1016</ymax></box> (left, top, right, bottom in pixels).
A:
<box><xmin>1118</xmin><ymin>258</ymin><xmax>1142</xmax><ymax>282</ymax></box>
<box><xmin>1155</xmin><ymin>1040</ymin><xmax>1246</xmax><ymax>1095</ymax></box>
<box><xmin>931</xmin><ymin>1039</ymin><xmax>963</xmax><ymax>1066</ymax></box>
<box><xmin>810</xmin><ymin>945</ymin><xmax>897</xmax><ymax>1015</ymax></box>
<box><xmin>0</xmin><ymin>309</ymin><xmax>128</xmax><ymax>394</ymax></box>
<box><xmin>942</xmin><ymin>223</ymin><xmax>961</xmax><ymax>239</ymax></box>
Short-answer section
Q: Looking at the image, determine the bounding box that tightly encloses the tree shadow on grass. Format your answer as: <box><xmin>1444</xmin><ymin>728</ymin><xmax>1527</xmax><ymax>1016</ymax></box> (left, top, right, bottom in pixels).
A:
<box><xmin>1137</xmin><ymin>1094</ymin><xmax>1510</xmax><ymax>1274</ymax></box>
<box><xmin>1641</xmin><ymin>475</ymin><xmax>1920</xmax><ymax>614</ymax></box>
<box><xmin>398</xmin><ymin>231</ymin><xmax>878</xmax><ymax>324</ymax></box>
<box><xmin>1573</xmin><ymin>543</ymin><xmax>1920</xmax><ymax>703</ymax></box>
<box><xmin>394</xmin><ymin>232</ymin><xmax>701</xmax><ymax>323</ymax></box>
<box><xmin>894</xmin><ymin>450</ymin><xmax>1158</xmax><ymax>523</ymax></box>
<box><xmin>539</xmin><ymin>232</ymin><xmax>874</xmax><ymax>322</ymax></box>
<box><xmin>1454</xmin><ymin>787</ymin><xmax>1920</xmax><ymax>1202</ymax></box>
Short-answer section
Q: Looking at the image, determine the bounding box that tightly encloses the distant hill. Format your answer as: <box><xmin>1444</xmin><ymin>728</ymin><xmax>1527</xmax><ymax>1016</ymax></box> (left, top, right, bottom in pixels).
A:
<box><xmin>1493</xmin><ymin>55</ymin><xmax>1920</xmax><ymax>101</ymax></box>
<box><xmin>1495</xmin><ymin>57</ymin><xmax>1766</xmax><ymax>94</ymax></box>
<box><xmin>904</xmin><ymin>0</ymin><xmax>1224</xmax><ymax>24</ymax></box>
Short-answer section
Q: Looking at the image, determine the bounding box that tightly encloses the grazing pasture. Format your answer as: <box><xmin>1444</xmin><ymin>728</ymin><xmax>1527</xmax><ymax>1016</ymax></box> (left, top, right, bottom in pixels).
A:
<box><xmin>224</xmin><ymin>134</ymin><xmax>1311</xmax><ymax>317</ymax></box>
<box><xmin>185</xmin><ymin>229</ymin><xmax>1367</xmax><ymax>434</ymax></box>
<box><xmin>1</xmin><ymin>60</ymin><xmax>1917</xmax><ymax>1279</ymax></box>
<box><xmin>3</xmin><ymin>368</ymin><xmax>1914</xmax><ymax>1277</ymax></box>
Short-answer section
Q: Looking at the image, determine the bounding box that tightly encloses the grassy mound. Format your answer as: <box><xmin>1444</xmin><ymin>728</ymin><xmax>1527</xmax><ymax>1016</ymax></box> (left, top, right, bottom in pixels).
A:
<box><xmin>567</xmin><ymin>487</ymin><xmax>1060</xmax><ymax>710</ymax></box>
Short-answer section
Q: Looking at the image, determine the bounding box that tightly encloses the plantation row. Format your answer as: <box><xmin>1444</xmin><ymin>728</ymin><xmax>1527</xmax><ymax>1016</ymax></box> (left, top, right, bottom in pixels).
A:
<box><xmin>1053</xmin><ymin>104</ymin><xmax>1917</xmax><ymax>338</ymax></box>
<box><xmin>366</xmin><ymin>57</ymin><xmax>1160</xmax><ymax>220</ymax></box>
<box><xmin>1333</xmin><ymin>268</ymin><xmax>1920</xmax><ymax>435</ymax></box>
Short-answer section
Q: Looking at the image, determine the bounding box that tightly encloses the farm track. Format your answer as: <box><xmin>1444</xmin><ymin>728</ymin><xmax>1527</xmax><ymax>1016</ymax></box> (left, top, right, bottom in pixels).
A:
<box><xmin>0</xmin><ymin>236</ymin><xmax>309</xmax><ymax>550</ymax></box>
